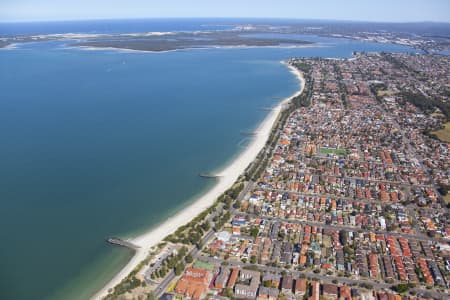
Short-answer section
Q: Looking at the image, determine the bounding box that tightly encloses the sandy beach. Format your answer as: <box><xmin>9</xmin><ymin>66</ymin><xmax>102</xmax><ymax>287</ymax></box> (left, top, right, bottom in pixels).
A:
<box><xmin>92</xmin><ymin>61</ymin><xmax>304</xmax><ymax>300</ymax></box>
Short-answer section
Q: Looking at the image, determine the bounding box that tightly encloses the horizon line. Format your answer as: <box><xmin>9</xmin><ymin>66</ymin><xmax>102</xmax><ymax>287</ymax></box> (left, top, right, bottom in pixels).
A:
<box><xmin>1</xmin><ymin>16</ymin><xmax>449</xmax><ymax>25</ymax></box>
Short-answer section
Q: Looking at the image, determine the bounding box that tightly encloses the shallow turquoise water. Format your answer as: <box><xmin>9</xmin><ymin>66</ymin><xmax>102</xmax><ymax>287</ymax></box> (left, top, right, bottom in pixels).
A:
<box><xmin>0</xmin><ymin>33</ymin><xmax>415</xmax><ymax>299</ymax></box>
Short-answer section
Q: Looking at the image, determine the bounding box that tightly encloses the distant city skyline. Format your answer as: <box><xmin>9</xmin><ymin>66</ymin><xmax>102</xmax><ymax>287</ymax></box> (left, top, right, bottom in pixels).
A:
<box><xmin>1</xmin><ymin>0</ymin><xmax>449</xmax><ymax>23</ymax></box>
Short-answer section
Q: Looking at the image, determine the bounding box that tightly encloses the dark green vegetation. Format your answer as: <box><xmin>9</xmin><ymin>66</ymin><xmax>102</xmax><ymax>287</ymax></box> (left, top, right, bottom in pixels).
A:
<box><xmin>380</xmin><ymin>53</ymin><xmax>450</xmax><ymax>120</ymax></box>
<box><xmin>400</xmin><ymin>91</ymin><xmax>450</xmax><ymax>120</ymax></box>
<box><xmin>437</xmin><ymin>182</ymin><xmax>450</xmax><ymax>202</ymax></box>
<box><xmin>294</xmin><ymin>62</ymin><xmax>311</xmax><ymax>73</ymax></box>
<box><xmin>359</xmin><ymin>282</ymin><xmax>373</xmax><ymax>290</ymax></box>
<box><xmin>391</xmin><ymin>283</ymin><xmax>416</xmax><ymax>293</ymax></box>
<box><xmin>105</xmin><ymin>246</ymin><xmax>188</xmax><ymax>299</ymax></box>
<box><xmin>218</xmin><ymin>182</ymin><xmax>245</xmax><ymax>210</ymax></box>
<box><xmin>72</xmin><ymin>31</ymin><xmax>312</xmax><ymax>52</ymax></box>
<box><xmin>370</xmin><ymin>82</ymin><xmax>388</xmax><ymax>104</ymax></box>
<box><xmin>164</xmin><ymin>181</ymin><xmax>243</xmax><ymax>245</ymax></box>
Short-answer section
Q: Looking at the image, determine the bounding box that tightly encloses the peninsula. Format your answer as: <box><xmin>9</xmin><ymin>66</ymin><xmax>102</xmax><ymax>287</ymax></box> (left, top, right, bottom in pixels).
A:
<box><xmin>2</xmin><ymin>20</ymin><xmax>450</xmax><ymax>53</ymax></box>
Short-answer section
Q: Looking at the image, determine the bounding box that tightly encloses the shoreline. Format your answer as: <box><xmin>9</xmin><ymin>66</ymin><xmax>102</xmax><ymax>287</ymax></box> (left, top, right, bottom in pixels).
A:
<box><xmin>0</xmin><ymin>43</ymin><xmax>17</xmax><ymax>50</ymax></box>
<box><xmin>92</xmin><ymin>61</ymin><xmax>304</xmax><ymax>300</ymax></box>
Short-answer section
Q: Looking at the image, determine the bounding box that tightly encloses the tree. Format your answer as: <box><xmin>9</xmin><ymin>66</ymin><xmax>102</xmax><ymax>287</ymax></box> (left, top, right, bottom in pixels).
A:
<box><xmin>224</xmin><ymin>287</ymin><xmax>234</xmax><ymax>298</ymax></box>
<box><xmin>175</xmin><ymin>262</ymin><xmax>185</xmax><ymax>276</ymax></box>
<box><xmin>147</xmin><ymin>291</ymin><xmax>157</xmax><ymax>300</ymax></box>
<box><xmin>250</xmin><ymin>227</ymin><xmax>259</xmax><ymax>239</ymax></box>
<box><xmin>185</xmin><ymin>254</ymin><xmax>193</xmax><ymax>263</ymax></box>
<box><xmin>263</xmin><ymin>280</ymin><xmax>272</xmax><ymax>287</ymax></box>
<box><xmin>250</xmin><ymin>255</ymin><xmax>257</xmax><ymax>264</ymax></box>
<box><xmin>343</xmin><ymin>246</ymin><xmax>354</xmax><ymax>255</ymax></box>
<box><xmin>392</xmin><ymin>283</ymin><xmax>410</xmax><ymax>293</ymax></box>
<box><xmin>359</xmin><ymin>283</ymin><xmax>373</xmax><ymax>290</ymax></box>
<box><xmin>233</xmin><ymin>200</ymin><xmax>241</xmax><ymax>209</ymax></box>
<box><xmin>201</xmin><ymin>222</ymin><xmax>210</xmax><ymax>231</ymax></box>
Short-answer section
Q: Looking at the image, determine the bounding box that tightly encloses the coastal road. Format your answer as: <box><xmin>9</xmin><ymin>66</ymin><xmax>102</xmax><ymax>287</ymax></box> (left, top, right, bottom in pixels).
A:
<box><xmin>153</xmin><ymin>180</ymin><xmax>255</xmax><ymax>297</ymax></box>
<box><xmin>152</xmin><ymin>270</ymin><xmax>175</xmax><ymax>297</ymax></box>
<box><xmin>238</xmin><ymin>180</ymin><xmax>255</xmax><ymax>202</ymax></box>
<box><xmin>153</xmin><ymin>225</ymin><xmax>217</xmax><ymax>297</ymax></box>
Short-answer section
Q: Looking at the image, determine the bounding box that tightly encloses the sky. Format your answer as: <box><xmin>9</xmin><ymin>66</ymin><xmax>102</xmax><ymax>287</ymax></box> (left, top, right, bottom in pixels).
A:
<box><xmin>1</xmin><ymin>0</ymin><xmax>449</xmax><ymax>23</ymax></box>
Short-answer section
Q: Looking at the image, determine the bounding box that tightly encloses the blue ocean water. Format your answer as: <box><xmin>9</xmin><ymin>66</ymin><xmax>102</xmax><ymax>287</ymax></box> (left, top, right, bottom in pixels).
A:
<box><xmin>0</xmin><ymin>18</ymin><xmax>233</xmax><ymax>35</ymax></box>
<box><xmin>438</xmin><ymin>49</ymin><xmax>450</xmax><ymax>56</ymax></box>
<box><xmin>0</xmin><ymin>20</ymin><xmax>416</xmax><ymax>300</ymax></box>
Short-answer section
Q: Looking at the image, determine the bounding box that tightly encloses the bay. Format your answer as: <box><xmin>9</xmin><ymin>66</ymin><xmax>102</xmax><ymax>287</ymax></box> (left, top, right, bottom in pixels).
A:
<box><xmin>0</xmin><ymin>20</ymin><xmax>415</xmax><ymax>300</ymax></box>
